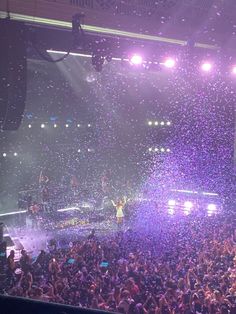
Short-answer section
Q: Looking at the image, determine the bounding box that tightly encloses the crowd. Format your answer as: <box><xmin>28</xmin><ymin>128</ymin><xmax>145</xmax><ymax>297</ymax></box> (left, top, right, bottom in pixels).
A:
<box><xmin>4</xmin><ymin>213</ymin><xmax>236</xmax><ymax>314</ymax></box>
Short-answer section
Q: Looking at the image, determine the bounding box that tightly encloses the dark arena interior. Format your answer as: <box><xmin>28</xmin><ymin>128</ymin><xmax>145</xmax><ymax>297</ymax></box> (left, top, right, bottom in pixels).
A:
<box><xmin>0</xmin><ymin>1</ymin><xmax>236</xmax><ymax>313</ymax></box>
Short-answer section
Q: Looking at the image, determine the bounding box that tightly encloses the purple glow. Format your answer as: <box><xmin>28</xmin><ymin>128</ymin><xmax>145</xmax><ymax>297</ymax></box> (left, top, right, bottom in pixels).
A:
<box><xmin>232</xmin><ymin>66</ymin><xmax>236</xmax><ymax>74</ymax></box>
<box><xmin>168</xmin><ymin>200</ymin><xmax>176</xmax><ymax>206</ymax></box>
<box><xmin>207</xmin><ymin>204</ymin><xmax>216</xmax><ymax>211</ymax></box>
<box><xmin>130</xmin><ymin>54</ymin><xmax>143</xmax><ymax>65</ymax></box>
<box><xmin>184</xmin><ymin>201</ymin><xmax>193</xmax><ymax>208</ymax></box>
<box><xmin>201</xmin><ymin>62</ymin><xmax>212</xmax><ymax>72</ymax></box>
<box><xmin>164</xmin><ymin>58</ymin><xmax>176</xmax><ymax>68</ymax></box>
<box><xmin>183</xmin><ymin>208</ymin><xmax>191</xmax><ymax>215</ymax></box>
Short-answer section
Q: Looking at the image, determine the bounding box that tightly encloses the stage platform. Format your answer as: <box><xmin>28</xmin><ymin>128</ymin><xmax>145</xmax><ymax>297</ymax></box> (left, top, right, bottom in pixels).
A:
<box><xmin>1</xmin><ymin>206</ymin><xmax>125</xmax><ymax>256</ymax></box>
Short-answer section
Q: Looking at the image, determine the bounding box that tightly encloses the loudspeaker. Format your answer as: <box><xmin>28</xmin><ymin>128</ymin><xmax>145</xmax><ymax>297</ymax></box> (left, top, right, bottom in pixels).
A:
<box><xmin>0</xmin><ymin>19</ymin><xmax>27</xmax><ymax>130</ymax></box>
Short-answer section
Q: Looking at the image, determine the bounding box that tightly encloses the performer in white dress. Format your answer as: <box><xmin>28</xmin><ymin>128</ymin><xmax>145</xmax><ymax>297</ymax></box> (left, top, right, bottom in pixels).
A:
<box><xmin>111</xmin><ymin>196</ymin><xmax>127</xmax><ymax>224</ymax></box>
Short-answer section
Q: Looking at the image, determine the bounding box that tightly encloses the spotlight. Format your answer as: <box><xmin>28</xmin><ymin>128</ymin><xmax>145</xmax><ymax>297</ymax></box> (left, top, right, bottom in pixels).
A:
<box><xmin>54</xmin><ymin>124</ymin><xmax>57</xmax><ymax>128</ymax></box>
<box><xmin>168</xmin><ymin>200</ymin><xmax>176</xmax><ymax>206</ymax></box>
<box><xmin>77</xmin><ymin>124</ymin><xmax>81</xmax><ymax>127</ymax></box>
<box><xmin>77</xmin><ymin>149</ymin><xmax>81</xmax><ymax>153</ymax></box>
<box><xmin>164</xmin><ymin>58</ymin><xmax>176</xmax><ymax>68</ymax></box>
<box><xmin>154</xmin><ymin>148</ymin><xmax>158</xmax><ymax>152</ymax></box>
<box><xmin>207</xmin><ymin>204</ymin><xmax>216</xmax><ymax>211</ymax></box>
<box><xmin>166</xmin><ymin>121</ymin><xmax>171</xmax><ymax>126</ymax></box>
<box><xmin>154</xmin><ymin>121</ymin><xmax>158</xmax><ymax>126</ymax></box>
<box><xmin>148</xmin><ymin>148</ymin><xmax>152</xmax><ymax>152</ymax></box>
<box><xmin>183</xmin><ymin>201</ymin><xmax>192</xmax><ymax>215</ymax></box>
<box><xmin>13</xmin><ymin>152</ymin><xmax>18</xmax><ymax>156</ymax></box>
<box><xmin>28</xmin><ymin>124</ymin><xmax>32</xmax><ymax>128</ymax></box>
<box><xmin>166</xmin><ymin>148</ymin><xmax>171</xmax><ymax>152</ymax></box>
<box><xmin>41</xmin><ymin>123</ymin><xmax>45</xmax><ymax>128</ymax></box>
<box><xmin>207</xmin><ymin>204</ymin><xmax>217</xmax><ymax>216</ymax></box>
<box><xmin>88</xmin><ymin>124</ymin><xmax>91</xmax><ymax>128</ymax></box>
<box><xmin>148</xmin><ymin>121</ymin><xmax>153</xmax><ymax>126</ymax></box>
<box><xmin>160</xmin><ymin>148</ymin><xmax>165</xmax><ymax>152</ymax></box>
<box><xmin>130</xmin><ymin>54</ymin><xmax>143</xmax><ymax>65</ymax></box>
<box><xmin>231</xmin><ymin>66</ymin><xmax>236</xmax><ymax>74</ymax></box>
<box><xmin>65</xmin><ymin>124</ymin><xmax>69</xmax><ymax>128</ymax></box>
<box><xmin>160</xmin><ymin>121</ymin><xmax>165</xmax><ymax>126</ymax></box>
<box><xmin>2</xmin><ymin>153</ymin><xmax>7</xmax><ymax>157</ymax></box>
<box><xmin>88</xmin><ymin>148</ymin><xmax>91</xmax><ymax>152</ymax></box>
<box><xmin>184</xmin><ymin>201</ymin><xmax>193</xmax><ymax>208</ymax></box>
<box><xmin>201</xmin><ymin>62</ymin><xmax>212</xmax><ymax>72</ymax></box>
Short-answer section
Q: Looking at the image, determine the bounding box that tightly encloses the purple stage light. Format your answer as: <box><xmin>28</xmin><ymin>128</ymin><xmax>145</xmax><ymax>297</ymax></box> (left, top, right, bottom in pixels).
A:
<box><xmin>164</xmin><ymin>58</ymin><xmax>176</xmax><ymax>68</ymax></box>
<box><xmin>201</xmin><ymin>62</ymin><xmax>212</xmax><ymax>72</ymax></box>
<box><xmin>232</xmin><ymin>66</ymin><xmax>236</xmax><ymax>74</ymax></box>
<box><xmin>207</xmin><ymin>203</ymin><xmax>217</xmax><ymax>216</ymax></box>
<box><xmin>130</xmin><ymin>54</ymin><xmax>143</xmax><ymax>65</ymax></box>
<box><xmin>207</xmin><ymin>204</ymin><xmax>216</xmax><ymax>211</ymax></box>
<box><xmin>168</xmin><ymin>200</ymin><xmax>176</xmax><ymax>206</ymax></box>
<box><xmin>184</xmin><ymin>201</ymin><xmax>193</xmax><ymax>208</ymax></box>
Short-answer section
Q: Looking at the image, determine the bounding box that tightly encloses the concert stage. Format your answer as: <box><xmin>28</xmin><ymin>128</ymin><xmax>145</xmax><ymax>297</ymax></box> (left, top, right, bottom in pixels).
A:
<box><xmin>1</xmin><ymin>189</ymin><xmax>223</xmax><ymax>257</ymax></box>
<box><xmin>1</xmin><ymin>205</ymin><xmax>122</xmax><ymax>257</ymax></box>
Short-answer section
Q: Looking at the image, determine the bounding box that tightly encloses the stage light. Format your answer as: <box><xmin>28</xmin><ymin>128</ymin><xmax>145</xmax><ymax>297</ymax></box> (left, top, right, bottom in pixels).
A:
<box><xmin>201</xmin><ymin>62</ymin><xmax>212</xmax><ymax>72</ymax></box>
<box><xmin>77</xmin><ymin>149</ymin><xmax>81</xmax><ymax>153</ymax></box>
<box><xmin>166</xmin><ymin>121</ymin><xmax>171</xmax><ymax>126</ymax></box>
<box><xmin>65</xmin><ymin>124</ymin><xmax>69</xmax><ymax>128</ymax></box>
<box><xmin>160</xmin><ymin>121</ymin><xmax>165</xmax><ymax>125</ymax></box>
<box><xmin>130</xmin><ymin>54</ymin><xmax>143</xmax><ymax>65</ymax></box>
<box><xmin>13</xmin><ymin>152</ymin><xmax>18</xmax><ymax>156</ymax></box>
<box><xmin>164</xmin><ymin>58</ymin><xmax>176</xmax><ymax>68</ymax></box>
<box><xmin>184</xmin><ymin>201</ymin><xmax>193</xmax><ymax>208</ymax></box>
<box><xmin>168</xmin><ymin>200</ymin><xmax>176</xmax><ymax>206</ymax></box>
<box><xmin>207</xmin><ymin>204</ymin><xmax>217</xmax><ymax>216</ymax></box>
<box><xmin>148</xmin><ymin>121</ymin><xmax>153</xmax><ymax>126</ymax></box>
<box><xmin>160</xmin><ymin>148</ymin><xmax>165</xmax><ymax>152</ymax></box>
<box><xmin>53</xmin><ymin>124</ymin><xmax>57</xmax><ymax>128</ymax></box>
<box><xmin>41</xmin><ymin>123</ymin><xmax>45</xmax><ymax>128</ymax></box>
<box><xmin>232</xmin><ymin>66</ymin><xmax>236</xmax><ymax>74</ymax></box>
<box><xmin>154</xmin><ymin>121</ymin><xmax>158</xmax><ymax>126</ymax></box>
<box><xmin>148</xmin><ymin>148</ymin><xmax>152</xmax><ymax>152</ymax></box>
<box><xmin>166</xmin><ymin>148</ymin><xmax>171</xmax><ymax>152</ymax></box>
<box><xmin>28</xmin><ymin>124</ymin><xmax>32</xmax><ymax>128</ymax></box>
<box><xmin>88</xmin><ymin>148</ymin><xmax>91</xmax><ymax>152</ymax></box>
<box><xmin>77</xmin><ymin>124</ymin><xmax>81</xmax><ymax>127</ymax></box>
<box><xmin>154</xmin><ymin>148</ymin><xmax>159</xmax><ymax>152</ymax></box>
<box><xmin>88</xmin><ymin>124</ymin><xmax>91</xmax><ymax>128</ymax></box>
<box><xmin>2</xmin><ymin>153</ymin><xmax>6</xmax><ymax>157</ymax></box>
<box><xmin>183</xmin><ymin>201</ymin><xmax>192</xmax><ymax>215</ymax></box>
<box><xmin>207</xmin><ymin>204</ymin><xmax>216</xmax><ymax>211</ymax></box>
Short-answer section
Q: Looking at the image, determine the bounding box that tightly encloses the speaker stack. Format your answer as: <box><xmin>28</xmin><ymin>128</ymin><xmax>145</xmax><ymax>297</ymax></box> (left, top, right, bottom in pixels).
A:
<box><xmin>0</xmin><ymin>19</ymin><xmax>27</xmax><ymax>130</ymax></box>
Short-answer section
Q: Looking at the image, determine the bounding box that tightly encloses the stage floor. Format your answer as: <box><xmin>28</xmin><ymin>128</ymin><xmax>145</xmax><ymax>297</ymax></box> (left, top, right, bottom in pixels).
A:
<box><xmin>6</xmin><ymin>217</ymin><xmax>128</xmax><ymax>256</ymax></box>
